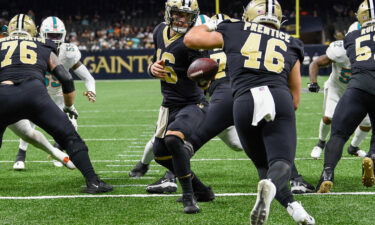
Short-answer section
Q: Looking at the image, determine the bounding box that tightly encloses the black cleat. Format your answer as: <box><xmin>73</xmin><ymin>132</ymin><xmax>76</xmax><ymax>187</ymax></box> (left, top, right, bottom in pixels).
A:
<box><xmin>290</xmin><ymin>176</ymin><xmax>315</xmax><ymax>194</ymax></box>
<box><xmin>177</xmin><ymin>186</ymin><xmax>215</xmax><ymax>202</ymax></box>
<box><xmin>182</xmin><ymin>193</ymin><xmax>200</xmax><ymax>214</ymax></box>
<box><xmin>146</xmin><ymin>171</ymin><xmax>177</xmax><ymax>194</ymax></box>
<box><xmin>84</xmin><ymin>177</ymin><xmax>113</xmax><ymax>194</ymax></box>
<box><xmin>316</xmin><ymin>167</ymin><xmax>334</xmax><ymax>193</ymax></box>
<box><xmin>129</xmin><ymin>161</ymin><xmax>149</xmax><ymax>177</ymax></box>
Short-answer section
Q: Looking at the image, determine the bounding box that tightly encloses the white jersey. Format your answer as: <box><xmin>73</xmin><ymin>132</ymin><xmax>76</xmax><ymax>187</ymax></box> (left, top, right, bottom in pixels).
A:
<box><xmin>46</xmin><ymin>43</ymin><xmax>81</xmax><ymax>98</ymax></box>
<box><xmin>325</xmin><ymin>40</ymin><xmax>351</xmax><ymax>91</ymax></box>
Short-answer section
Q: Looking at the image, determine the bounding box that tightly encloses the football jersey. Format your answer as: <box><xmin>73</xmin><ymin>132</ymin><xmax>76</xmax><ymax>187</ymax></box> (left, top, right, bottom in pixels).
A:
<box><xmin>152</xmin><ymin>23</ymin><xmax>206</xmax><ymax>107</ymax></box>
<box><xmin>216</xmin><ymin>20</ymin><xmax>304</xmax><ymax>98</ymax></box>
<box><xmin>345</xmin><ymin>25</ymin><xmax>375</xmax><ymax>95</ymax></box>
<box><xmin>46</xmin><ymin>43</ymin><xmax>81</xmax><ymax>96</ymax></box>
<box><xmin>208</xmin><ymin>48</ymin><xmax>229</xmax><ymax>96</ymax></box>
<box><xmin>0</xmin><ymin>36</ymin><xmax>56</xmax><ymax>84</ymax></box>
<box><xmin>325</xmin><ymin>40</ymin><xmax>352</xmax><ymax>90</ymax></box>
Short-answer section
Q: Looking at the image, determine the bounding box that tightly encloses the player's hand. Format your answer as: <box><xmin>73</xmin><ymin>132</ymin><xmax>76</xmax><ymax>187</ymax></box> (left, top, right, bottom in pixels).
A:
<box><xmin>63</xmin><ymin>105</ymin><xmax>79</xmax><ymax>119</ymax></box>
<box><xmin>84</xmin><ymin>91</ymin><xmax>96</xmax><ymax>102</ymax></box>
<box><xmin>197</xmin><ymin>79</ymin><xmax>211</xmax><ymax>90</ymax></box>
<box><xmin>307</xmin><ymin>82</ymin><xmax>320</xmax><ymax>93</ymax></box>
<box><xmin>150</xmin><ymin>60</ymin><xmax>168</xmax><ymax>79</ymax></box>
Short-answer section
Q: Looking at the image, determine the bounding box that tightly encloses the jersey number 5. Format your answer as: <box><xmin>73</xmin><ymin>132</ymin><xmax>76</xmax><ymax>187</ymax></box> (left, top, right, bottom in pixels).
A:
<box><xmin>241</xmin><ymin>33</ymin><xmax>287</xmax><ymax>73</ymax></box>
<box><xmin>1</xmin><ymin>40</ymin><xmax>37</xmax><ymax>68</ymax></box>
<box><xmin>355</xmin><ymin>35</ymin><xmax>374</xmax><ymax>62</ymax></box>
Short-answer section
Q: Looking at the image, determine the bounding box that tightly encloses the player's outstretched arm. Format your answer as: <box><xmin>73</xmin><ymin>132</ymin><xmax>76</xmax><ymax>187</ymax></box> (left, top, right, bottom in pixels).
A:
<box><xmin>289</xmin><ymin>61</ymin><xmax>302</xmax><ymax>110</ymax></box>
<box><xmin>72</xmin><ymin>61</ymin><xmax>96</xmax><ymax>102</ymax></box>
<box><xmin>308</xmin><ymin>55</ymin><xmax>331</xmax><ymax>92</ymax></box>
<box><xmin>48</xmin><ymin>52</ymin><xmax>78</xmax><ymax>118</ymax></box>
<box><xmin>184</xmin><ymin>25</ymin><xmax>223</xmax><ymax>50</ymax></box>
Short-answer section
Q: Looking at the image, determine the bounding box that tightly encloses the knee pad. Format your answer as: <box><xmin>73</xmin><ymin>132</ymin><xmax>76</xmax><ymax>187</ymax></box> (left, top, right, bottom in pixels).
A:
<box><xmin>269</xmin><ymin>159</ymin><xmax>291</xmax><ymax>174</ymax></box>
<box><xmin>164</xmin><ymin>135</ymin><xmax>184</xmax><ymax>154</ymax></box>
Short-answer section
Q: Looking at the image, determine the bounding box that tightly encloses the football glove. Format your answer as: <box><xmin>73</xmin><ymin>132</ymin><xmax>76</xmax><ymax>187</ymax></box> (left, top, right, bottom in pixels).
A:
<box><xmin>307</xmin><ymin>82</ymin><xmax>320</xmax><ymax>93</ymax></box>
<box><xmin>84</xmin><ymin>91</ymin><xmax>96</xmax><ymax>102</ymax></box>
<box><xmin>63</xmin><ymin>105</ymin><xmax>79</xmax><ymax>119</ymax></box>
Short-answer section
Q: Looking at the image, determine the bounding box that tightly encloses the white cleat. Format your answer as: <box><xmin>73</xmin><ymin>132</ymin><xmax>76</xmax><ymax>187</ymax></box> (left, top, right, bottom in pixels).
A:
<box><xmin>250</xmin><ymin>179</ymin><xmax>276</xmax><ymax>225</ymax></box>
<box><xmin>356</xmin><ymin>150</ymin><xmax>367</xmax><ymax>158</ymax></box>
<box><xmin>49</xmin><ymin>152</ymin><xmax>76</xmax><ymax>170</ymax></box>
<box><xmin>287</xmin><ymin>201</ymin><xmax>315</xmax><ymax>225</ymax></box>
<box><xmin>310</xmin><ymin>146</ymin><xmax>323</xmax><ymax>159</ymax></box>
<box><xmin>13</xmin><ymin>161</ymin><xmax>25</xmax><ymax>170</ymax></box>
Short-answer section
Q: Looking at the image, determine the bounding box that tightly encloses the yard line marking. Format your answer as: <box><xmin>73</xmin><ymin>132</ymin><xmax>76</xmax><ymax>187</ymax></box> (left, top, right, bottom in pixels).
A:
<box><xmin>80</xmin><ymin>124</ymin><xmax>153</xmax><ymax>127</ymax></box>
<box><xmin>106</xmin><ymin>165</ymin><xmax>143</xmax><ymax>167</ymax></box>
<box><xmin>2</xmin><ymin>192</ymin><xmax>375</xmax><ymax>200</ymax></box>
<box><xmin>118</xmin><ymin>155</ymin><xmax>143</xmax><ymax>157</ymax></box>
<box><xmin>97</xmin><ymin>170</ymin><xmax>160</xmax><ymax>173</ymax></box>
<box><xmin>102</xmin><ymin>177</ymin><xmax>156</xmax><ymax>180</ymax></box>
<box><xmin>128</xmin><ymin>146</ymin><xmax>144</xmax><ymax>148</ymax></box>
<box><xmin>0</xmin><ymin>157</ymin><xmax>361</xmax><ymax>164</ymax></box>
<box><xmin>123</xmin><ymin>150</ymin><xmax>144</xmax><ymax>152</ymax></box>
<box><xmin>80</xmin><ymin>110</ymin><xmax>158</xmax><ymax>113</ymax></box>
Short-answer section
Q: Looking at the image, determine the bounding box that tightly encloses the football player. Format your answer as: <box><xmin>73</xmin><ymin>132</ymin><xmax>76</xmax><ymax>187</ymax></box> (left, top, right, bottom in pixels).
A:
<box><xmin>147</xmin><ymin>0</ymin><xmax>213</xmax><ymax>214</ymax></box>
<box><xmin>184</xmin><ymin>0</ymin><xmax>315</xmax><ymax>224</ymax></box>
<box><xmin>12</xmin><ymin>16</ymin><xmax>96</xmax><ymax>170</ymax></box>
<box><xmin>0</xmin><ymin>14</ymin><xmax>112</xmax><ymax>193</ymax></box>
<box><xmin>317</xmin><ymin>0</ymin><xmax>375</xmax><ymax>193</ymax></box>
<box><xmin>308</xmin><ymin>23</ymin><xmax>371</xmax><ymax>159</ymax></box>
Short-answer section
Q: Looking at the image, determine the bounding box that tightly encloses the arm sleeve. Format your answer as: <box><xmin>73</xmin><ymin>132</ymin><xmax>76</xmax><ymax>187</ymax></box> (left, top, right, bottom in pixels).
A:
<box><xmin>51</xmin><ymin>65</ymin><xmax>75</xmax><ymax>94</ymax></box>
<box><xmin>73</xmin><ymin>63</ymin><xmax>96</xmax><ymax>93</ymax></box>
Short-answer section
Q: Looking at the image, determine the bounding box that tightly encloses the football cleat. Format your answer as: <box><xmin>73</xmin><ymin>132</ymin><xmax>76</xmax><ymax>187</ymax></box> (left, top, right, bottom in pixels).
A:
<box><xmin>13</xmin><ymin>161</ymin><xmax>25</xmax><ymax>170</ymax></box>
<box><xmin>181</xmin><ymin>193</ymin><xmax>200</xmax><ymax>214</ymax></box>
<box><xmin>362</xmin><ymin>155</ymin><xmax>375</xmax><ymax>187</ymax></box>
<box><xmin>177</xmin><ymin>186</ymin><xmax>215</xmax><ymax>202</ymax></box>
<box><xmin>290</xmin><ymin>176</ymin><xmax>315</xmax><ymax>194</ymax></box>
<box><xmin>310</xmin><ymin>146</ymin><xmax>323</xmax><ymax>159</ymax></box>
<box><xmin>287</xmin><ymin>201</ymin><xmax>315</xmax><ymax>225</ymax></box>
<box><xmin>129</xmin><ymin>161</ymin><xmax>149</xmax><ymax>178</ymax></box>
<box><xmin>146</xmin><ymin>171</ymin><xmax>178</xmax><ymax>194</ymax></box>
<box><xmin>250</xmin><ymin>179</ymin><xmax>276</xmax><ymax>225</ymax></box>
<box><xmin>347</xmin><ymin>145</ymin><xmax>367</xmax><ymax>158</ymax></box>
<box><xmin>84</xmin><ymin>177</ymin><xmax>113</xmax><ymax>194</ymax></box>
<box><xmin>316</xmin><ymin>167</ymin><xmax>334</xmax><ymax>193</ymax></box>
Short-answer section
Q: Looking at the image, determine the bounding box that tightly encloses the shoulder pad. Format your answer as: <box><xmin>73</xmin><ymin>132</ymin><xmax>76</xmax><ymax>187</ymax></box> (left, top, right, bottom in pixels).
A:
<box><xmin>326</xmin><ymin>40</ymin><xmax>347</xmax><ymax>63</ymax></box>
<box><xmin>289</xmin><ymin>38</ymin><xmax>304</xmax><ymax>63</ymax></box>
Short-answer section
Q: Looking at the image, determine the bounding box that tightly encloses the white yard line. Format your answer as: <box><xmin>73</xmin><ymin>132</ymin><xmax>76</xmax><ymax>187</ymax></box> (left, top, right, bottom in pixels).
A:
<box><xmin>1</xmin><ymin>192</ymin><xmax>375</xmax><ymax>200</ymax></box>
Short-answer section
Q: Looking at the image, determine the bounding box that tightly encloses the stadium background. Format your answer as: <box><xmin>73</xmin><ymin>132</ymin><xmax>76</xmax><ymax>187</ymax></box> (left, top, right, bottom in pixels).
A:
<box><xmin>0</xmin><ymin>1</ymin><xmax>373</xmax><ymax>225</ymax></box>
<box><xmin>0</xmin><ymin>0</ymin><xmax>361</xmax><ymax>78</ymax></box>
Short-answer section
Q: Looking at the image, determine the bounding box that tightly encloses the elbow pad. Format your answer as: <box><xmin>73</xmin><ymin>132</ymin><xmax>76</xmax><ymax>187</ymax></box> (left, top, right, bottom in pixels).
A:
<box><xmin>51</xmin><ymin>65</ymin><xmax>75</xmax><ymax>94</ymax></box>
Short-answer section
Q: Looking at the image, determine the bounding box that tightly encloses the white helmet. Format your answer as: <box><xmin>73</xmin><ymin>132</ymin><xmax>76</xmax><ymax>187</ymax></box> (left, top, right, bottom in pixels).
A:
<box><xmin>40</xmin><ymin>16</ymin><xmax>66</xmax><ymax>45</ymax></box>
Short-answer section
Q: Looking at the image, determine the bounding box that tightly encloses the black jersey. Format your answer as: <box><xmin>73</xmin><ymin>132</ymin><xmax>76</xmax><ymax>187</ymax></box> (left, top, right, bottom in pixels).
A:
<box><xmin>345</xmin><ymin>26</ymin><xmax>375</xmax><ymax>95</ymax></box>
<box><xmin>207</xmin><ymin>49</ymin><xmax>230</xmax><ymax>96</ymax></box>
<box><xmin>0</xmin><ymin>36</ymin><xmax>56</xmax><ymax>84</ymax></box>
<box><xmin>216</xmin><ymin>20</ymin><xmax>304</xmax><ymax>98</ymax></box>
<box><xmin>152</xmin><ymin>23</ymin><xmax>206</xmax><ymax>107</ymax></box>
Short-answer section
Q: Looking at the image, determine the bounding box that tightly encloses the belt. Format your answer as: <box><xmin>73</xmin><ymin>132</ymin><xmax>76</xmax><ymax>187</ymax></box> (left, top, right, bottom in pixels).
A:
<box><xmin>0</xmin><ymin>81</ymin><xmax>14</xmax><ymax>85</ymax></box>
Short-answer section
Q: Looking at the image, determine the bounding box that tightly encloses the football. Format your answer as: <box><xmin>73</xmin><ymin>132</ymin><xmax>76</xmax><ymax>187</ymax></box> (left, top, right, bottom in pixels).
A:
<box><xmin>187</xmin><ymin>58</ymin><xmax>219</xmax><ymax>82</ymax></box>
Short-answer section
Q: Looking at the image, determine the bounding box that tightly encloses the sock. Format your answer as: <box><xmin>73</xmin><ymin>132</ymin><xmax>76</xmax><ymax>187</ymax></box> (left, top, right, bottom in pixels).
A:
<box><xmin>267</xmin><ymin>160</ymin><xmax>293</xmax><ymax>207</ymax></box>
<box><xmin>15</xmin><ymin>148</ymin><xmax>26</xmax><ymax>162</ymax></box>
<box><xmin>141</xmin><ymin>138</ymin><xmax>155</xmax><ymax>165</ymax></box>
<box><xmin>351</xmin><ymin>127</ymin><xmax>369</xmax><ymax>147</ymax></box>
<box><xmin>191</xmin><ymin>172</ymin><xmax>207</xmax><ymax>191</ymax></box>
<box><xmin>178</xmin><ymin>176</ymin><xmax>193</xmax><ymax>194</ymax></box>
<box><xmin>70</xmin><ymin>151</ymin><xmax>96</xmax><ymax>180</ymax></box>
<box><xmin>319</xmin><ymin>119</ymin><xmax>331</xmax><ymax>141</ymax></box>
<box><xmin>290</xmin><ymin>164</ymin><xmax>300</xmax><ymax>180</ymax></box>
<box><xmin>324</xmin><ymin>135</ymin><xmax>347</xmax><ymax>169</ymax></box>
<box><xmin>18</xmin><ymin>139</ymin><xmax>29</xmax><ymax>152</ymax></box>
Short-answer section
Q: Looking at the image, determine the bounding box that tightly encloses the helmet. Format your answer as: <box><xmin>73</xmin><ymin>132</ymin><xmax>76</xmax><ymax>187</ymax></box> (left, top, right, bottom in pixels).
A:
<box><xmin>210</xmin><ymin>14</ymin><xmax>231</xmax><ymax>24</ymax></box>
<box><xmin>195</xmin><ymin>14</ymin><xmax>210</xmax><ymax>26</ymax></box>
<box><xmin>242</xmin><ymin>0</ymin><xmax>282</xmax><ymax>29</ymax></box>
<box><xmin>165</xmin><ymin>0</ymin><xmax>200</xmax><ymax>34</ymax></box>
<box><xmin>357</xmin><ymin>0</ymin><xmax>375</xmax><ymax>27</ymax></box>
<box><xmin>8</xmin><ymin>14</ymin><xmax>37</xmax><ymax>37</ymax></box>
<box><xmin>40</xmin><ymin>16</ymin><xmax>66</xmax><ymax>45</ymax></box>
<box><xmin>347</xmin><ymin>21</ymin><xmax>361</xmax><ymax>34</ymax></box>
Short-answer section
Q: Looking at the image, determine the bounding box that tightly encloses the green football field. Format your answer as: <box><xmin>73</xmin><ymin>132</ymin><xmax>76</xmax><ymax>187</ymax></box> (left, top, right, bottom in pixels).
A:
<box><xmin>0</xmin><ymin>77</ymin><xmax>373</xmax><ymax>225</ymax></box>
